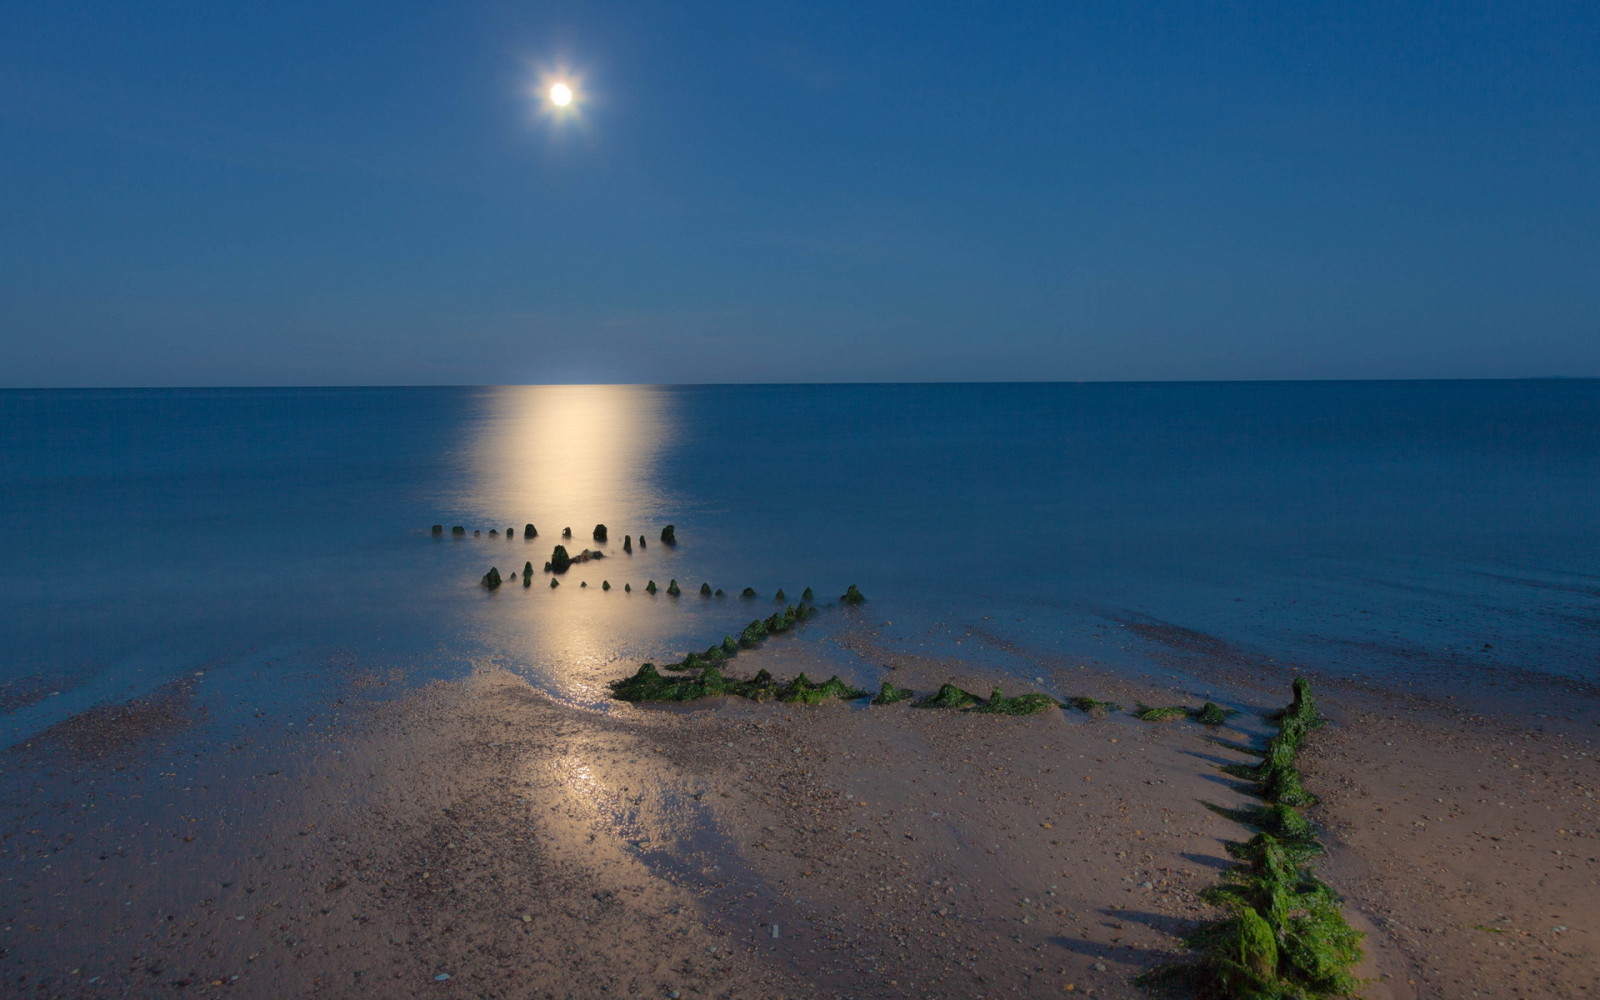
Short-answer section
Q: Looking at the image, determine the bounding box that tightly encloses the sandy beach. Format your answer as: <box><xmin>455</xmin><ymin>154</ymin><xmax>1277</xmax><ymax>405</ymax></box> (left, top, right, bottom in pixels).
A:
<box><xmin>2</xmin><ymin>620</ymin><xmax>1595</xmax><ymax>1000</ymax></box>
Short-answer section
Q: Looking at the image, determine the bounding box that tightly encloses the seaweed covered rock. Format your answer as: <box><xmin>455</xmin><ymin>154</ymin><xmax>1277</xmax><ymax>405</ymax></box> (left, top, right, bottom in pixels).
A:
<box><xmin>602</xmin><ymin>580</ymin><xmax>611</xmax><ymax>591</ymax></box>
<box><xmin>841</xmin><ymin>584</ymin><xmax>866</xmax><ymax>605</ymax></box>
<box><xmin>700</xmin><ymin>582</ymin><xmax>712</xmax><ymax>596</ymax></box>
<box><xmin>1134</xmin><ymin>703</ymin><xmax>1188</xmax><ymax>722</ymax></box>
<box><xmin>714</xmin><ymin>588</ymin><xmax>725</xmax><ymax>597</ymax></box>
<box><xmin>976</xmin><ymin>688</ymin><xmax>1059</xmax><ymax>715</ymax></box>
<box><xmin>522</xmin><ymin>561</ymin><xmax>534</xmax><ymax>587</ymax></box>
<box><xmin>1258</xmin><ymin>802</ymin><xmax>1313</xmax><ymax>841</ymax></box>
<box><xmin>778</xmin><ymin>673</ymin><xmax>867</xmax><ymax>705</ymax></box>
<box><xmin>506</xmin><ymin>527</ymin><xmax>515</xmax><ymax>538</ymax></box>
<box><xmin>562</xmin><ymin>527</ymin><xmax>572</xmax><ymax>538</ymax></box>
<box><xmin>743</xmin><ymin>669</ymin><xmax>781</xmax><ymax>702</ymax></box>
<box><xmin>801</xmin><ymin>586</ymin><xmax>814</xmax><ymax>602</ymax></box>
<box><xmin>546</xmin><ymin>545</ymin><xmax>572</xmax><ymax>573</ymax></box>
<box><xmin>741</xmin><ymin>587</ymin><xmax>757</xmax><ymax>598</ymax></box>
<box><xmin>1068</xmin><ymin>696</ymin><xmax>1121</xmax><ymax>717</ymax></box>
<box><xmin>431</xmin><ymin>524</ymin><xmax>443</xmax><ymax>536</ymax></box>
<box><xmin>721</xmin><ymin>635</ymin><xmax>739</xmax><ymax>655</ymax></box>
<box><xmin>660</xmin><ymin>524</ymin><xmax>676</xmax><ymax>545</ymax></box>
<box><xmin>549</xmin><ymin>577</ymin><xmax>560</xmax><ymax>588</ymax></box>
<box><xmin>593</xmin><ymin>524</ymin><xmax>608</xmax><ymax>541</ymax></box>
<box><xmin>489</xmin><ymin>529</ymin><xmax>499</xmax><ymax>536</ymax></box>
<box><xmin>1259</xmin><ymin>762</ymin><xmax>1319</xmax><ymax>807</ymax></box>
<box><xmin>610</xmin><ymin>663</ymin><xmax>732</xmax><ymax>702</ymax></box>
<box><xmin>915</xmin><ymin>683</ymin><xmax>980</xmax><ymax>710</ymax></box>
<box><xmin>667</xmin><ymin>579</ymin><xmax>681</xmax><ymax>596</ymax></box>
<box><xmin>623</xmin><ymin>535</ymin><xmax>633</xmax><ymax>553</ymax></box>
<box><xmin>481</xmin><ymin>566</ymin><xmax>503</xmax><ymax>589</ymax></box>
<box><xmin>1192</xmin><ymin>702</ymin><xmax>1237</xmax><ymax>725</ymax></box>
<box><xmin>524</xmin><ymin>523</ymin><xmax>537</xmax><ymax>539</ymax></box>
<box><xmin>872</xmin><ymin>680</ymin><xmax>915</xmax><ymax>705</ymax></box>
<box><xmin>451</xmin><ymin>525</ymin><xmax>466</xmax><ymax>537</ymax></box>
<box><xmin>646</xmin><ymin>580</ymin><xmax>658</xmax><ymax>594</ymax></box>
<box><xmin>774</xmin><ymin>588</ymin><xmax>786</xmax><ymax>602</ymax></box>
<box><xmin>739</xmin><ymin>620</ymin><xmax>768</xmax><ymax>647</ymax></box>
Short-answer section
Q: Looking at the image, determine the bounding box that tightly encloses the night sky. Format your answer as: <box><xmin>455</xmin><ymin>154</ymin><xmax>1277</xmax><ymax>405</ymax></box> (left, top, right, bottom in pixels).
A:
<box><xmin>2</xmin><ymin>1</ymin><xmax>1596</xmax><ymax>386</ymax></box>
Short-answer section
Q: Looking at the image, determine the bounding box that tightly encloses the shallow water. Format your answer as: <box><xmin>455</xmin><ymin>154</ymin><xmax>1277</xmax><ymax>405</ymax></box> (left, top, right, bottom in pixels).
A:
<box><xmin>2</xmin><ymin>381</ymin><xmax>1596</xmax><ymax>742</ymax></box>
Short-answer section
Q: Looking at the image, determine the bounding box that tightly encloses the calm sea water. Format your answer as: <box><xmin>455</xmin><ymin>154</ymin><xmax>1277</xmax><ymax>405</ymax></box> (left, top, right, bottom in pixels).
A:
<box><xmin>2</xmin><ymin>381</ymin><xmax>1597</xmax><ymax>744</ymax></box>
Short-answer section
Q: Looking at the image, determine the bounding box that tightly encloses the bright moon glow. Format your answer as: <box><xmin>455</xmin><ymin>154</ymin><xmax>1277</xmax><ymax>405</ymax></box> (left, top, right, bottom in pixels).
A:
<box><xmin>550</xmin><ymin>83</ymin><xmax>573</xmax><ymax>107</ymax></box>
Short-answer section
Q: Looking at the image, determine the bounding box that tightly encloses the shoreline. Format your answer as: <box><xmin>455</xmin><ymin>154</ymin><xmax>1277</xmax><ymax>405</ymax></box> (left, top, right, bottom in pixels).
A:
<box><xmin>1</xmin><ymin>641</ymin><xmax>1596</xmax><ymax>998</ymax></box>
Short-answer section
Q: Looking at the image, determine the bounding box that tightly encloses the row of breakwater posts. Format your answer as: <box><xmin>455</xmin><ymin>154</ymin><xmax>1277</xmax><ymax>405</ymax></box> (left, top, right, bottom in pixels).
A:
<box><xmin>432</xmin><ymin>522</ymin><xmax>675</xmax><ymax>550</ymax></box>
<box><xmin>1139</xmin><ymin>678</ymin><xmax>1365</xmax><ymax>1000</ymax></box>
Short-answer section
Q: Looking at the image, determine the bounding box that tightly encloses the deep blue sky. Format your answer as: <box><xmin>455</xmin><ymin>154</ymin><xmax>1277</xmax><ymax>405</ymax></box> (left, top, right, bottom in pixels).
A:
<box><xmin>2</xmin><ymin>1</ymin><xmax>1596</xmax><ymax>386</ymax></box>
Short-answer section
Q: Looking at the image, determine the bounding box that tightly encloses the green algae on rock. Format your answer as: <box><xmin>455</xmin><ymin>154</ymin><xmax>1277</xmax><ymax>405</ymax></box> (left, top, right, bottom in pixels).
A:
<box><xmin>602</xmin><ymin>580</ymin><xmax>611</xmax><ymax>591</ymax></box>
<box><xmin>741</xmin><ymin>587</ymin><xmax>757</xmax><ymax>598</ymax></box>
<box><xmin>739</xmin><ymin>620</ymin><xmax>768</xmax><ymax>647</ymax></box>
<box><xmin>840</xmin><ymin>584</ymin><xmax>866</xmax><ymax>605</ymax></box>
<box><xmin>871</xmin><ymin>680</ymin><xmax>915</xmax><ymax>705</ymax></box>
<box><xmin>545</xmin><ymin>545</ymin><xmax>572</xmax><ymax>573</ymax></box>
<box><xmin>549</xmin><ymin>577</ymin><xmax>559</xmax><ymax>588</ymax></box>
<box><xmin>1192</xmin><ymin>702</ymin><xmax>1238</xmax><ymax>725</ymax></box>
<box><xmin>778</xmin><ymin>673</ymin><xmax>868</xmax><ymax>705</ymax></box>
<box><xmin>451</xmin><ymin>525</ymin><xmax>466</xmax><ymax>536</ymax></box>
<box><xmin>774</xmin><ymin>588</ymin><xmax>786</xmax><ymax>602</ymax></box>
<box><xmin>480</xmin><ymin>566</ymin><xmax>503</xmax><ymax>589</ymax></box>
<box><xmin>700</xmin><ymin>582</ymin><xmax>712</xmax><ymax>596</ymax></box>
<box><xmin>431</xmin><ymin>524</ymin><xmax>443</xmax><ymax>536</ymax></box>
<box><xmin>522</xmin><ymin>561</ymin><xmax>534</xmax><ymax>587</ymax></box>
<box><xmin>667</xmin><ymin>579</ymin><xmax>681</xmax><ymax>596</ymax></box>
<box><xmin>801</xmin><ymin>586</ymin><xmax>814</xmax><ymax>602</ymax></box>
<box><xmin>524</xmin><ymin>523</ymin><xmax>537</xmax><ymax>539</ymax></box>
<box><xmin>1068</xmin><ymin>696</ymin><xmax>1122</xmax><ymax>717</ymax></box>
<box><xmin>1134</xmin><ymin>703</ymin><xmax>1189</xmax><ymax>722</ymax></box>
<box><xmin>660</xmin><ymin>524</ymin><xmax>676</xmax><ymax>544</ymax></box>
<box><xmin>646</xmin><ymin>580</ymin><xmax>658</xmax><ymax>594</ymax></box>
<box><xmin>914</xmin><ymin>683</ymin><xmax>980</xmax><ymax>710</ymax></box>
<box><xmin>975</xmin><ymin>688</ymin><xmax>1059</xmax><ymax>715</ymax></box>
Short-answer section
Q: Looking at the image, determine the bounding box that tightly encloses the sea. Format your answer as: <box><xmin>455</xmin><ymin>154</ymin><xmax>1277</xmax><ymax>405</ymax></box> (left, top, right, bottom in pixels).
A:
<box><xmin>2</xmin><ymin>381</ymin><xmax>1597</xmax><ymax>746</ymax></box>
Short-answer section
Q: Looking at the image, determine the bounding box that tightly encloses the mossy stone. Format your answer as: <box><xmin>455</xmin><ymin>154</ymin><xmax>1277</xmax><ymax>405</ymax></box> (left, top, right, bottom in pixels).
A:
<box><xmin>549</xmin><ymin>577</ymin><xmax>559</xmax><ymax>588</ymax></box>
<box><xmin>602</xmin><ymin>580</ymin><xmax>611</xmax><ymax>591</ymax></box>
<box><xmin>660</xmin><ymin>524</ymin><xmax>676</xmax><ymax>544</ymax></box>
<box><xmin>872</xmin><ymin>680</ymin><xmax>915</xmax><ymax>705</ymax></box>
<box><xmin>451</xmin><ymin>526</ymin><xmax>465</xmax><ymax>536</ymax></box>
<box><xmin>801</xmin><ymin>586</ymin><xmax>814</xmax><ymax>602</ymax></box>
<box><xmin>1068</xmin><ymin>696</ymin><xmax>1121</xmax><ymax>717</ymax></box>
<box><xmin>481</xmin><ymin>566</ymin><xmax>502</xmax><ymax>589</ymax></box>
<box><xmin>841</xmin><ymin>584</ymin><xmax>866</xmax><ymax>605</ymax></box>
<box><xmin>774</xmin><ymin>588</ymin><xmax>786</xmax><ymax>602</ymax></box>
<box><xmin>524</xmin><ymin>523</ymin><xmax>537</xmax><ymax>538</ymax></box>
<box><xmin>593</xmin><ymin>524</ymin><xmax>607</xmax><ymax>541</ymax></box>
<box><xmin>741</xmin><ymin>587</ymin><xmax>757</xmax><ymax>598</ymax></box>
<box><xmin>431</xmin><ymin>524</ymin><xmax>443</xmax><ymax>536</ymax></box>
<box><xmin>976</xmin><ymin>688</ymin><xmax>1059</xmax><ymax>715</ymax></box>
<box><xmin>667</xmin><ymin>579</ymin><xmax>681</xmax><ymax>596</ymax></box>
<box><xmin>1193</xmin><ymin>701</ymin><xmax>1237</xmax><ymax>725</ymax></box>
<box><xmin>914</xmin><ymin>683</ymin><xmax>979</xmax><ymax>710</ymax></box>
<box><xmin>1134</xmin><ymin>703</ymin><xmax>1189</xmax><ymax>722</ymax></box>
<box><xmin>562</xmin><ymin>527</ymin><xmax>571</xmax><ymax>538</ymax></box>
<box><xmin>646</xmin><ymin>580</ymin><xmax>657</xmax><ymax>594</ymax></box>
<box><xmin>700</xmin><ymin>582</ymin><xmax>712</xmax><ymax>596</ymax></box>
<box><xmin>548</xmin><ymin>545</ymin><xmax>572</xmax><ymax>573</ymax></box>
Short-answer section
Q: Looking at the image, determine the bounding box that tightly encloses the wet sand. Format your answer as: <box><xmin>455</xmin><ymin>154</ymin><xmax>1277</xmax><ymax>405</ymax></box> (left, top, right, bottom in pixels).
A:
<box><xmin>2</xmin><ymin>642</ymin><xmax>1597</xmax><ymax>999</ymax></box>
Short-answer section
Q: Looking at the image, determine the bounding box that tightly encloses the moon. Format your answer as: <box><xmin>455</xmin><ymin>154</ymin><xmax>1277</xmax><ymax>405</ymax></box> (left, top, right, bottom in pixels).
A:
<box><xmin>550</xmin><ymin>82</ymin><xmax>573</xmax><ymax>107</ymax></box>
